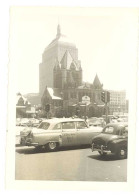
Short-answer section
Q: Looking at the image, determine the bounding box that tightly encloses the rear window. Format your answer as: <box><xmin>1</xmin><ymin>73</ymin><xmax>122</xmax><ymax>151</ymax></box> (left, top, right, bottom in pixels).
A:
<box><xmin>103</xmin><ymin>126</ymin><xmax>115</xmax><ymax>134</ymax></box>
<box><xmin>38</xmin><ymin>122</ymin><xmax>50</xmax><ymax>130</ymax></box>
<box><xmin>122</xmin><ymin>126</ymin><xmax>128</xmax><ymax>136</ymax></box>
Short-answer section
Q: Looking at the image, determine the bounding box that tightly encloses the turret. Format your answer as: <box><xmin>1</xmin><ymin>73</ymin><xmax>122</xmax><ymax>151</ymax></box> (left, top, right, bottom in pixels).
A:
<box><xmin>56</xmin><ymin>24</ymin><xmax>61</xmax><ymax>38</ymax></box>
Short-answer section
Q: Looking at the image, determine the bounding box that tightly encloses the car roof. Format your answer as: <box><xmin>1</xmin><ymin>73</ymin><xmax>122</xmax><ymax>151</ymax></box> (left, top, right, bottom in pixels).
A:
<box><xmin>106</xmin><ymin>122</ymin><xmax>128</xmax><ymax>128</ymax></box>
<box><xmin>41</xmin><ymin>118</ymin><xmax>85</xmax><ymax>124</ymax></box>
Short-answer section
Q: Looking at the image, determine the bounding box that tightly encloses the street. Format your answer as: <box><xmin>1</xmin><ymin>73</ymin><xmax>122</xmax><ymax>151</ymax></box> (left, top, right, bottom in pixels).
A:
<box><xmin>15</xmin><ymin>146</ymin><xmax>127</xmax><ymax>181</ymax></box>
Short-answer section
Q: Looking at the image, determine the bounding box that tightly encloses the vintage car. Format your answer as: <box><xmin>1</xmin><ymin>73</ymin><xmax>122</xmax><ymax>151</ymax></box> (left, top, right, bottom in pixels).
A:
<box><xmin>91</xmin><ymin>123</ymin><xmax>128</xmax><ymax>159</ymax></box>
<box><xmin>20</xmin><ymin>118</ymin><xmax>102</xmax><ymax>151</ymax></box>
<box><xmin>87</xmin><ymin>117</ymin><xmax>106</xmax><ymax>127</ymax></box>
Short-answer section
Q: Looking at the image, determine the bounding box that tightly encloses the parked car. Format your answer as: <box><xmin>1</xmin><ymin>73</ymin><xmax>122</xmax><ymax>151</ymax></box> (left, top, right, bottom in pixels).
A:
<box><xmin>20</xmin><ymin>118</ymin><xmax>102</xmax><ymax>151</ymax></box>
<box><xmin>87</xmin><ymin>117</ymin><xmax>106</xmax><ymax>127</ymax></box>
<box><xmin>19</xmin><ymin>118</ymin><xmax>30</xmax><ymax>126</ymax></box>
<box><xmin>91</xmin><ymin>123</ymin><xmax>128</xmax><ymax>159</ymax></box>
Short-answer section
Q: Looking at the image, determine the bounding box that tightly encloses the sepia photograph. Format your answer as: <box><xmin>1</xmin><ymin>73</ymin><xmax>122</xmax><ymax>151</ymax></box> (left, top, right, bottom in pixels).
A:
<box><xmin>5</xmin><ymin>6</ymin><xmax>138</xmax><ymax>191</ymax></box>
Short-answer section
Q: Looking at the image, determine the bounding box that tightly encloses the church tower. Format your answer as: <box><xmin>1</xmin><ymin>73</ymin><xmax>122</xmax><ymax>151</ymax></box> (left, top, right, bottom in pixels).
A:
<box><xmin>92</xmin><ymin>74</ymin><xmax>103</xmax><ymax>104</ymax></box>
<box><xmin>53</xmin><ymin>50</ymin><xmax>82</xmax><ymax>90</ymax></box>
<box><xmin>39</xmin><ymin>24</ymin><xmax>81</xmax><ymax>95</ymax></box>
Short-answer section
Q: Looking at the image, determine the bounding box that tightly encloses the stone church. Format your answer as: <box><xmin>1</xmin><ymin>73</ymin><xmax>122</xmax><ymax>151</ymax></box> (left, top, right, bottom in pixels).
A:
<box><xmin>40</xmin><ymin>25</ymin><xmax>105</xmax><ymax>117</ymax></box>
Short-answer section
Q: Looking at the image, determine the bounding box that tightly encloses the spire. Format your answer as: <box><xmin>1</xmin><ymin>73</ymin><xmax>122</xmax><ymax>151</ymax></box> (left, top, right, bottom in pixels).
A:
<box><xmin>92</xmin><ymin>74</ymin><xmax>103</xmax><ymax>89</ymax></box>
<box><xmin>56</xmin><ymin>24</ymin><xmax>61</xmax><ymax>37</ymax></box>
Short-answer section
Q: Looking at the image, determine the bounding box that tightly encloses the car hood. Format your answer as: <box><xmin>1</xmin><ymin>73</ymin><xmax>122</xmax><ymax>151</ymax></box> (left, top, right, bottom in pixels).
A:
<box><xmin>92</xmin><ymin>133</ymin><xmax>119</xmax><ymax>145</ymax></box>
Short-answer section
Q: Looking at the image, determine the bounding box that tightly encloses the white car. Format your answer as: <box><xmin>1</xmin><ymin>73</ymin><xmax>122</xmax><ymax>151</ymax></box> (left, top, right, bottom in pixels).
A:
<box><xmin>20</xmin><ymin>118</ymin><xmax>102</xmax><ymax>151</ymax></box>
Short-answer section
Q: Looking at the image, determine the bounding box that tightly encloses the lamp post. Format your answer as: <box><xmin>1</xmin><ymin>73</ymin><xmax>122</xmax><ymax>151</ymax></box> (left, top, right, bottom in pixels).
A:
<box><xmin>60</xmin><ymin>92</ymin><xmax>64</xmax><ymax>117</ymax></box>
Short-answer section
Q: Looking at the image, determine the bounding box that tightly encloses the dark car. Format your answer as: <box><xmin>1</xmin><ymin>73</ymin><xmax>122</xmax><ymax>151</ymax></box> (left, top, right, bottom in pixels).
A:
<box><xmin>91</xmin><ymin>123</ymin><xmax>128</xmax><ymax>159</ymax></box>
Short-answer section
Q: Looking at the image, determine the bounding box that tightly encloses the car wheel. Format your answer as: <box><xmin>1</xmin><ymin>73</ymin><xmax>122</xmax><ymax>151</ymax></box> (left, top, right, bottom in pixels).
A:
<box><xmin>116</xmin><ymin>147</ymin><xmax>127</xmax><ymax>159</ymax></box>
<box><xmin>98</xmin><ymin>151</ymin><xmax>107</xmax><ymax>156</ymax></box>
<box><xmin>46</xmin><ymin>142</ymin><xmax>58</xmax><ymax>152</ymax></box>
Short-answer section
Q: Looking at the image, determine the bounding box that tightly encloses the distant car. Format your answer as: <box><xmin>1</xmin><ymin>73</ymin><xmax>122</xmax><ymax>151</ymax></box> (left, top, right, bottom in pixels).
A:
<box><xmin>87</xmin><ymin>117</ymin><xmax>106</xmax><ymax>127</ymax></box>
<box><xmin>20</xmin><ymin>118</ymin><xmax>30</xmax><ymax>126</ymax></box>
<box><xmin>16</xmin><ymin>118</ymin><xmax>21</xmax><ymax>126</ymax></box>
<box><xmin>91</xmin><ymin>123</ymin><xmax>128</xmax><ymax>159</ymax></box>
<box><xmin>20</xmin><ymin>118</ymin><xmax>102</xmax><ymax>151</ymax></box>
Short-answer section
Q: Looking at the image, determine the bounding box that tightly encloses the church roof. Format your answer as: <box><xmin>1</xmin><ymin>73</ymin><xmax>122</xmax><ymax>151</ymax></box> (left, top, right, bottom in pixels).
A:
<box><xmin>92</xmin><ymin>74</ymin><xmax>102</xmax><ymax>88</ymax></box>
<box><xmin>16</xmin><ymin>93</ymin><xmax>31</xmax><ymax>105</ymax></box>
<box><xmin>60</xmin><ymin>50</ymin><xmax>79</xmax><ymax>70</ymax></box>
<box><xmin>46</xmin><ymin>25</ymin><xmax>76</xmax><ymax>50</ymax></box>
<box><xmin>78</xmin><ymin>83</ymin><xmax>91</xmax><ymax>89</ymax></box>
<box><xmin>47</xmin><ymin>88</ymin><xmax>61</xmax><ymax>100</ymax></box>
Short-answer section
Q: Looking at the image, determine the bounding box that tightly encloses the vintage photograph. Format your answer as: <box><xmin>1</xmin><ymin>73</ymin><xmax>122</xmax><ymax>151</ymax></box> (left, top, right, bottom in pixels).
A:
<box><xmin>6</xmin><ymin>7</ymin><xmax>138</xmax><ymax>189</ymax></box>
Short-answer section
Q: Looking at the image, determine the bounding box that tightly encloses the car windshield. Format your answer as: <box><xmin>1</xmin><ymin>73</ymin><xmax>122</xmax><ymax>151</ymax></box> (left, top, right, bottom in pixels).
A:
<box><xmin>38</xmin><ymin>122</ymin><xmax>50</xmax><ymax>130</ymax></box>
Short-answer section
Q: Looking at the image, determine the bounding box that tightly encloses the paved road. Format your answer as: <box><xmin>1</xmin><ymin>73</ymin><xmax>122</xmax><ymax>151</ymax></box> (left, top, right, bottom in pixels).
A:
<box><xmin>15</xmin><ymin>146</ymin><xmax>127</xmax><ymax>181</ymax></box>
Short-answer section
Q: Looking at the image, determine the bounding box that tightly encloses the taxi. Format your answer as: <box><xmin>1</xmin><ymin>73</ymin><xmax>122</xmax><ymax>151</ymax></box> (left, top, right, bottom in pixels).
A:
<box><xmin>20</xmin><ymin>118</ymin><xmax>102</xmax><ymax>151</ymax></box>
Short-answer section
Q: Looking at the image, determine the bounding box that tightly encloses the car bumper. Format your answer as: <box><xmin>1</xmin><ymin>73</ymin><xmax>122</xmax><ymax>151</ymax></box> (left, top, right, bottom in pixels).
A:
<box><xmin>91</xmin><ymin>143</ymin><xmax>111</xmax><ymax>154</ymax></box>
<box><xmin>20</xmin><ymin>137</ymin><xmax>39</xmax><ymax>147</ymax></box>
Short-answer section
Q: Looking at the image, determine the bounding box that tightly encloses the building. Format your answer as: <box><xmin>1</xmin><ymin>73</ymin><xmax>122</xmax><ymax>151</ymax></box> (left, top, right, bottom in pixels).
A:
<box><xmin>41</xmin><ymin>75</ymin><xmax>105</xmax><ymax>118</ymax></box>
<box><xmin>108</xmin><ymin>90</ymin><xmax>128</xmax><ymax>115</ymax></box>
<box><xmin>24</xmin><ymin>93</ymin><xmax>41</xmax><ymax>106</ymax></box>
<box><xmin>39</xmin><ymin>24</ymin><xmax>81</xmax><ymax>95</ymax></box>
<box><xmin>16</xmin><ymin>93</ymin><xmax>38</xmax><ymax>118</ymax></box>
<box><xmin>16</xmin><ymin>93</ymin><xmax>31</xmax><ymax>118</ymax></box>
<box><xmin>39</xmin><ymin>24</ymin><xmax>128</xmax><ymax>118</ymax></box>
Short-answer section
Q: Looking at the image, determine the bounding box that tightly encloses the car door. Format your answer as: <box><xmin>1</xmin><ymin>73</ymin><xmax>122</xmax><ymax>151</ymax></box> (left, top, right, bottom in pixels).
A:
<box><xmin>76</xmin><ymin>121</ymin><xmax>100</xmax><ymax>145</ymax></box>
<box><xmin>61</xmin><ymin>122</ymin><xmax>77</xmax><ymax>146</ymax></box>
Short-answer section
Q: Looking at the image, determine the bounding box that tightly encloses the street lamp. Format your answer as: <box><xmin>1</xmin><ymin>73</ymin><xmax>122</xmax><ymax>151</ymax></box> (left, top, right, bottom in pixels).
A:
<box><xmin>60</xmin><ymin>92</ymin><xmax>64</xmax><ymax>117</ymax></box>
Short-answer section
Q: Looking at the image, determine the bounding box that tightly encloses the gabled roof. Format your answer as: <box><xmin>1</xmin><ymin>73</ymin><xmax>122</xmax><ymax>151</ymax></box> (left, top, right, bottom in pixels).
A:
<box><xmin>60</xmin><ymin>50</ymin><xmax>73</xmax><ymax>69</ymax></box>
<box><xmin>47</xmin><ymin>88</ymin><xmax>62</xmax><ymax>100</ymax></box>
<box><xmin>16</xmin><ymin>93</ymin><xmax>31</xmax><ymax>105</ymax></box>
<box><xmin>60</xmin><ymin>50</ymin><xmax>79</xmax><ymax>70</ymax></box>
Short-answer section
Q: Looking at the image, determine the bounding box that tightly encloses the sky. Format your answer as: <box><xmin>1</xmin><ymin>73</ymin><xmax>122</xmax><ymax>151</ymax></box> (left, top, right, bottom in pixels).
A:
<box><xmin>9</xmin><ymin>7</ymin><xmax>139</xmax><ymax>99</ymax></box>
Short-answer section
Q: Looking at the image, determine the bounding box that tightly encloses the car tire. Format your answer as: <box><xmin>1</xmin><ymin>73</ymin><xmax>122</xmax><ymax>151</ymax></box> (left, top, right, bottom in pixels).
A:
<box><xmin>46</xmin><ymin>142</ymin><xmax>58</xmax><ymax>152</ymax></box>
<box><xmin>116</xmin><ymin>147</ymin><xmax>127</xmax><ymax>159</ymax></box>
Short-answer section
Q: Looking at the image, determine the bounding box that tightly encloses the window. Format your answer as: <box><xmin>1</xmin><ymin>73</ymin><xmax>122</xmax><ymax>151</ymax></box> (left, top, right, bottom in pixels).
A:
<box><xmin>62</xmin><ymin>122</ymin><xmax>75</xmax><ymax>130</ymax></box>
<box><xmin>122</xmin><ymin>126</ymin><xmax>128</xmax><ymax>136</ymax></box>
<box><xmin>77</xmin><ymin>121</ymin><xmax>88</xmax><ymax>129</ymax></box>
<box><xmin>103</xmin><ymin>126</ymin><xmax>114</xmax><ymax>134</ymax></box>
<box><xmin>38</xmin><ymin>122</ymin><xmax>50</xmax><ymax>130</ymax></box>
<box><xmin>53</xmin><ymin>123</ymin><xmax>61</xmax><ymax>130</ymax></box>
